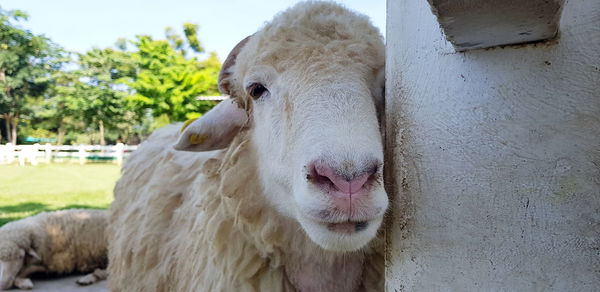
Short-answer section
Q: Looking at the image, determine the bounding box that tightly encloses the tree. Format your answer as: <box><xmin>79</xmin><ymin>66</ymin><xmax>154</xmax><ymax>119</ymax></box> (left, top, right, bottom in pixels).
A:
<box><xmin>38</xmin><ymin>68</ymin><xmax>85</xmax><ymax>145</ymax></box>
<box><xmin>0</xmin><ymin>8</ymin><xmax>58</xmax><ymax>144</ymax></box>
<box><xmin>127</xmin><ymin>24</ymin><xmax>220</xmax><ymax>127</ymax></box>
<box><xmin>1</xmin><ymin>14</ymin><xmax>220</xmax><ymax>145</ymax></box>
<box><xmin>74</xmin><ymin>47</ymin><xmax>137</xmax><ymax>145</ymax></box>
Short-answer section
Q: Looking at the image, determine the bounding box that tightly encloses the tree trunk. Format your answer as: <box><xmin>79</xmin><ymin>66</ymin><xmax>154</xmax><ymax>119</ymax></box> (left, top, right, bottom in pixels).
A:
<box><xmin>99</xmin><ymin>120</ymin><xmax>105</xmax><ymax>146</ymax></box>
<box><xmin>3</xmin><ymin>114</ymin><xmax>16</xmax><ymax>144</ymax></box>
<box><xmin>57</xmin><ymin>119</ymin><xmax>65</xmax><ymax>146</ymax></box>
<box><xmin>4</xmin><ymin>117</ymin><xmax>10</xmax><ymax>144</ymax></box>
<box><xmin>1</xmin><ymin>69</ymin><xmax>7</xmax><ymax>144</ymax></box>
<box><xmin>1</xmin><ymin>68</ymin><xmax>17</xmax><ymax>144</ymax></box>
<box><xmin>10</xmin><ymin>115</ymin><xmax>18</xmax><ymax>144</ymax></box>
<box><xmin>57</xmin><ymin>128</ymin><xmax>66</xmax><ymax>146</ymax></box>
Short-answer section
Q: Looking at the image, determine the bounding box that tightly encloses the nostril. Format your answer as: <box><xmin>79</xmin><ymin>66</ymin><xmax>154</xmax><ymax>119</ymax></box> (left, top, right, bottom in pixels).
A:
<box><xmin>311</xmin><ymin>162</ymin><xmax>377</xmax><ymax>195</ymax></box>
<box><xmin>367</xmin><ymin>163</ymin><xmax>379</xmax><ymax>176</ymax></box>
<box><xmin>312</xmin><ymin>168</ymin><xmax>336</xmax><ymax>189</ymax></box>
<box><xmin>312</xmin><ymin>163</ymin><xmax>340</xmax><ymax>189</ymax></box>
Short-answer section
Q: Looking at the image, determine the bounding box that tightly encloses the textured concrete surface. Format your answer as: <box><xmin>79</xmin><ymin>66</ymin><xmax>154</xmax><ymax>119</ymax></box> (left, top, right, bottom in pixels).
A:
<box><xmin>4</xmin><ymin>276</ymin><xmax>108</xmax><ymax>292</ymax></box>
<box><xmin>385</xmin><ymin>0</ymin><xmax>599</xmax><ymax>290</ymax></box>
<box><xmin>428</xmin><ymin>0</ymin><xmax>564</xmax><ymax>51</ymax></box>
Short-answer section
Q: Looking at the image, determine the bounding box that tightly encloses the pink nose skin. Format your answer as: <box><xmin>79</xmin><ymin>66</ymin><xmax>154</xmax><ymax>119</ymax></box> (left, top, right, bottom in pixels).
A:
<box><xmin>314</xmin><ymin>164</ymin><xmax>372</xmax><ymax>199</ymax></box>
<box><xmin>311</xmin><ymin>161</ymin><xmax>379</xmax><ymax>217</ymax></box>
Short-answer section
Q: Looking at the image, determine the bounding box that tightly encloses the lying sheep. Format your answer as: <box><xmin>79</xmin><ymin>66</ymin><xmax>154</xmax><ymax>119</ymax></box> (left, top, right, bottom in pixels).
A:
<box><xmin>108</xmin><ymin>2</ymin><xmax>387</xmax><ymax>291</ymax></box>
<box><xmin>0</xmin><ymin>209</ymin><xmax>108</xmax><ymax>290</ymax></box>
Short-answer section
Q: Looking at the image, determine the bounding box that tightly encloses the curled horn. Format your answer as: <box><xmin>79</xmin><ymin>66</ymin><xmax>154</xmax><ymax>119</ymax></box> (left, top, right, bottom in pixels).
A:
<box><xmin>218</xmin><ymin>35</ymin><xmax>252</xmax><ymax>95</ymax></box>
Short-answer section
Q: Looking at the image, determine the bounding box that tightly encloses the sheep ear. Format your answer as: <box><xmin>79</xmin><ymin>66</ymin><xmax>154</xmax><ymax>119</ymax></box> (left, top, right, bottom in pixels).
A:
<box><xmin>173</xmin><ymin>99</ymin><xmax>248</xmax><ymax>152</ymax></box>
<box><xmin>27</xmin><ymin>249</ymin><xmax>41</xmax><ymax>261</ymax></box>
<box><xmin>218</xmin><ymin>35</ymin><xmax>252</xmax><ymax>95</ymax></box>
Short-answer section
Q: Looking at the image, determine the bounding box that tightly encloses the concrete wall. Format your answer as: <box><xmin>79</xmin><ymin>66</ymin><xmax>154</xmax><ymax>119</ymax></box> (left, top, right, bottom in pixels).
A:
<box><xmin>385</xmin><ymin>0</ymin><xmax>600</xmax><ymax>291</ymax></box>
<box><xmin>426</xmin><ymin>0</ymin><xmax>564</xmax><ymax>51</ymax></box>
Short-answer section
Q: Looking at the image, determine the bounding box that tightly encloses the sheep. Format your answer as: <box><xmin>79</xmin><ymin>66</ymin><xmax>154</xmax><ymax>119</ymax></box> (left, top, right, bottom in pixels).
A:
<box><xmin>107</xmin><ymin>1</ymin><xmax>387</xmax><ymax>291</ymax></box>
<box><xmin>0</xmin><ymin>209</ymin><xmax>108</xmax><ymax>290</ymax></box>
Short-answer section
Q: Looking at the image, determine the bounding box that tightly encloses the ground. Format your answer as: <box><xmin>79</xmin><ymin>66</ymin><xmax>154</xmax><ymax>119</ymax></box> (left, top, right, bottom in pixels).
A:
<box><xmin>0</xmin><ymin>163</ymin><xmax>120</xmax><ymax>226</ymax></box>
<box><xmin>4</xmin><ymin>275</ymin><xmax>108</xmax><ymax>292</ymax></box>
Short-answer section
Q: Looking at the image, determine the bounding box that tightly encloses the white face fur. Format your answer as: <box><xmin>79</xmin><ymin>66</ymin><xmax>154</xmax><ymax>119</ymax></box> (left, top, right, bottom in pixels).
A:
<box><xmin>247</xmin><ymin>66</ymin><xmax>388</xmax><ymax>251</ymax></box>
<box><xmin>176</xmin><ymin>62</ymin><xmax>388</xmax><ymax>252</ymax></box>
<box><xmin>0</xmin><ymin>250</ymin><xmax>25</xmax><ymax>290</ymax></box>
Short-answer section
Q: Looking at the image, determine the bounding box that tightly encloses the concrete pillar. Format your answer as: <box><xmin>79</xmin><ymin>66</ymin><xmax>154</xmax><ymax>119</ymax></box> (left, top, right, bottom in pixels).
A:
<box><xmin>427</xmin><ymin>0</ymin><xmax>564</xmax><ymax>51</ymax></box>
<box><xmin>385</xmin><ymin>0</ymin><xmax>599</xmax><ymax>290</ymax></box>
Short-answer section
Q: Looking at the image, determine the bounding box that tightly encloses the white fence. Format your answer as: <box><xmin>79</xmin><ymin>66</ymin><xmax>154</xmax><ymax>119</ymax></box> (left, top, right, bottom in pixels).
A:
<box><xmin>0</xmin><ymin>143</ymin><xmax>138</xmax><ymax>166</ymax></box>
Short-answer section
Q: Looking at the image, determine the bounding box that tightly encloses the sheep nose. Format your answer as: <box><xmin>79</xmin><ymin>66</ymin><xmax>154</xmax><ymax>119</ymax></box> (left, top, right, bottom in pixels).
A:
<box><xmin>310</xmin><ymin>160</ymin><xmax>379</xmax><ymax>200</ymax></box>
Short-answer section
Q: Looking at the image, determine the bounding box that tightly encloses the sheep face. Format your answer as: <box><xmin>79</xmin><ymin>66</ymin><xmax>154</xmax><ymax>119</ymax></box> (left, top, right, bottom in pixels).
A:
<box><xmin>174</xmin><ymin>2</ymin><xmax>388</xmax><ymax>252</ymax></box>
<box><xmin>248</xmin><ymin>65</ymin><xmax>388</xmax><ymax>252</ymax></box>
<box><xmin>176</xmin><ymin>64</ymin><xmax>387</xmax><ymax>252</ymax></box>
<box><xmin>0</xmin><ymin>248</ymin><xmax>24</xmax><ymax>290</ymax></box>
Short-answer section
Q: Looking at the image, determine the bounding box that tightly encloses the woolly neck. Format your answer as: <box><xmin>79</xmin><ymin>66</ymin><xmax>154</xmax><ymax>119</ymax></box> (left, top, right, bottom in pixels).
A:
<box><xmin>206</xmin><ymin>132</ymin><xmax>370</xmax><ymax>291</ymax></box>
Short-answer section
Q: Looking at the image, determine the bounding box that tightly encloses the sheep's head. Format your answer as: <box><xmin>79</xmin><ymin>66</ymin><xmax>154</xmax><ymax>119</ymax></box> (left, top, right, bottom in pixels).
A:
<box><xmin>0</xmin><ymin>244</ymin><xmax>25</xmax><ymax>290</ymax></box>
<box><xmin>0</xmin><ymin>239</ymin><xmax>41</xmax><ymax>290</ymax></box>
<box><xmin>175</xmin><ymin>2</ymin><xmax>387</xmax><ymax>252</ymax></box>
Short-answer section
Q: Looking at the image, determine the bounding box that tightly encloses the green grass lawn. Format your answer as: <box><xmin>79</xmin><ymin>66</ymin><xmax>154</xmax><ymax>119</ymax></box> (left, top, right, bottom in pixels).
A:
<box><xmin>0</xmin><ymin>163</ymin><xmax>121</xmax><ymax>226</ymax></box>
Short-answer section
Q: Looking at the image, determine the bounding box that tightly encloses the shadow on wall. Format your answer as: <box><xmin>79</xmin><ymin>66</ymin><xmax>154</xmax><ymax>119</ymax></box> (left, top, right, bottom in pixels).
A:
<box><xmin>0</xmin><ymin>202</ymin><xmax>104</xmax><ymax>227</ymax></box>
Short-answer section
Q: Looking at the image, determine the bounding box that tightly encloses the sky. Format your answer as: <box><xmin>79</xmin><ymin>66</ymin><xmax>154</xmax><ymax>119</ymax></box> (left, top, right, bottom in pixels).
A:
<box><xmin>0</xmin><ymin>0</ymin><xmax>386</xmax><ymax>62</ymax></box>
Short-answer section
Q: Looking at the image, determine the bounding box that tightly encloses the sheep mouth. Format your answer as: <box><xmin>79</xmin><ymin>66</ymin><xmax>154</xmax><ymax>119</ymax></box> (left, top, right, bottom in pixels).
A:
<box><xmin>324</xmin><ymin>221</ymin><xmax>369</xmax><ymax>234</ymax></box>
<box><xmin>297</xmin><ymin>211</ymin><xmax>383</xmax><ymax>251</ymax></box>
<box><xmin>300</xmin><ymin>206</ymin><xmax>382</xmax><ymax>235</ymax></box>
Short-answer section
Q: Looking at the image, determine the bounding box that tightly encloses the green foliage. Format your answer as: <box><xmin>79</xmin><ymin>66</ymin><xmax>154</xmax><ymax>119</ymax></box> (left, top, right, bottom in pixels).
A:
<box><xmin>165</xmin><ymin>27</ymin><xmax>185</xmax><ymax>53</ymax></box>
<box><xmin>0</xmin><ymin>9</ymin><xmax>221</xmax><ymax>145</ymax></box>
<box><xmin>75</xmin><ymin>47</ymin><xmax>138</xmax><ymax>144</ymax></box>
<box><xmin>128</xmin><ymin>32</ymin><xmax>220</xmax><ymax>124</ymax></box>
<box><xmin>0</xmin><ymin>8</ymin><xmax>61</xmax><ymax>144</ymax></box>
<box><xmin>115</xmin><ymin>37</ymin><xmax>128</xmax><ymax>51</ymax></box>
<box><xmin>35</xmin><ymin>47</ymin><xmax>138</xmax><ymax>145</ymax></box>
<box><xmin>183</xmin><ymin>23</ymin><xmax>204</xmax><ymax>53</ymax></box>
<box><xmin>152</xmin><ymin>113</ymin><xmax>172</xmax><ymax>130</ymax></box>
<box><xmin>37</xmin><ymin>68</ymin><xmax>85</xmax><ymax>144</ymax></box>
<box><xmin>17</xmin><ymin>122</ymin><xmax>55</xmax><ymax>140</ymax></box>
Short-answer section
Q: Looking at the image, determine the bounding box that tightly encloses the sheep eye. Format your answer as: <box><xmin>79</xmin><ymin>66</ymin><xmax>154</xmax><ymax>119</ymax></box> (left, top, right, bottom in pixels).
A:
<box><xmin>247</xmin><ymin>83</ymin><xmax>268</xmax><ymax>99</ymax></box>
